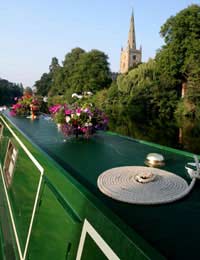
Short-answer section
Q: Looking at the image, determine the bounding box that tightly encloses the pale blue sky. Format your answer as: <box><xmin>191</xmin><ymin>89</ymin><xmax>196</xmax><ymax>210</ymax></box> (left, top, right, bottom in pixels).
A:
<box><xmin>0</xmin><ymin>0</ymin><xmax>199</xmax><ymax>87</ymax></box>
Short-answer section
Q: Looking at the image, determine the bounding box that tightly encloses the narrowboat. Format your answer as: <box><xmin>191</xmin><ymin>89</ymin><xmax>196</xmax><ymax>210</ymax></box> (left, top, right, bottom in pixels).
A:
<box><xmin>0</xmin><ymin>111</ymin><xmax>199</xmax><ymax>260</ymax></box>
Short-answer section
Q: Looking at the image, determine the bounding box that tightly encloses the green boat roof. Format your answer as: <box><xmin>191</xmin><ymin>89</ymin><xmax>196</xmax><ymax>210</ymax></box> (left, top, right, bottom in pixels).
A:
<box><xmin>2</xmin><ymin>111</ymin><xmax>200</xmax><ymax>260</ymax></box>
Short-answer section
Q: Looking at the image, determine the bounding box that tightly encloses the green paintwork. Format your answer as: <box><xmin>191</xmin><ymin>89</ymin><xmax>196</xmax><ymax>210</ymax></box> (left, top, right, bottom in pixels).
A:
<box><xmin>0</xmin><ymin>113</ymin><xmax>199</xmax><ymax>260</ymax></box>
<box><xmin>0</xmin><ymin>115</ymin><xmax>165</xmax><ymax>259</ymax></box>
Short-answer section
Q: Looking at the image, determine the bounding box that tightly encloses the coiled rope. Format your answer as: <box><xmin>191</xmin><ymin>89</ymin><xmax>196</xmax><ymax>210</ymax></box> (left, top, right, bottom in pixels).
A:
<box><xmin>97</xmin><ymin>155</ymin><xmax>200</xmax><ymax>205</ymax></box>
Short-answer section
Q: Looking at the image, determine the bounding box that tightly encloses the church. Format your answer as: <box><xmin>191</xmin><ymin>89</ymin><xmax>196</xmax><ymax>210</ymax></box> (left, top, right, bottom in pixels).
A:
<box><xmin>120</xmin><ymin>11</ymin><xmax>142</xmax><ymax>73</ymax></box>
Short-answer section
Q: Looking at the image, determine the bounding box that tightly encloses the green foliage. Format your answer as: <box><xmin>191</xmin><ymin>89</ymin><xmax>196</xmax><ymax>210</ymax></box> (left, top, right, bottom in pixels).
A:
<box><xmin>47</xmin><ymin>95</ymin><xmax>65</xmax><ymax>108</ymax></box>
<box><xmin>63</xmin><ymin>48</ymin><xmax>85</xmax><ymax>69</ymax></box>
<box><xmin>150</xmin><ymin>76</ymin><xmax>178</xmax><ymax>119</ymax></box>
<box><xmin>175</xmin><ymin>98</ymin><xmax>200</xmax><ymax>120</ymax></box>
<box><xmin>0</xmin><ymin>78</ymin><xmax>23</xmax><ymax>105</ymax></box>
<box><xmin>163</xmin><ymin>4</ymin><xmax>200</xmax><ymax>120</ymax></box>
<box><xmin>157</xmin><ymin>4</ymin><xmax>200</xmax><ymax>81</ymax></box>
<box><xmin>70</xmin><ymin>49</ymin><xmax>111</xmax><ymax>93</ymax></box>
<box><xmin>175</xmin><ymin>99</ymin><xmax>188</xmax><ymax>119</ymax></box>
<box><xmin>91</xmin><ymin>89</ymin><xmax>108</xmax><ymax>110</ymax></box>
<box><xmin>48</xmin><ymin>67</ymin><xmax>65</xmax><ymax>96</ymax></box>
<box><xmin>48</xmin><ymin>48</ymin><xmax>111</xmax><ymax>97</ymax></box>
<box><xmin>106</xmin><ymin>82</ymin><xmax>119</xmax><ymax>109</ymax></box>
<box><xmin>63</xmin><ymin>88</ymin><xmax>75</xmax><ymax>104</ymax></box>
<box><xmin>154</xmin><ymin>4</ymin><xmax>200</xmax><ymax>119</ymax></box>
<box><xmin>53</xmin><ymin>108</ymin><xmax>66</xmax><ymax>124</ymax></box>
<box><xmin>35</xmin><ymin>73</ymin><xmax>52</xmax><ymax>96</ymax></box>
<box><xmin>116</xmin><ymin>60</ymin><xmax>165</xmax><ymax>120</ymax></box>
<box><xmin>35</xmin><ymin>57</ymin><xmax>60</xmax><ymax>96</ymax></box>
<box><xmin>117</xmin><ymin>59</ymin><xmax>157</xmax><ymax>93</ymax></box>
<box><xmin>185</xmin><ymin>59</ymin><xmax>200</xmax><ymax>105</ymax></box>
<box><xmin>49</xmin><ymin>57</ymin><xmax>60</xmax><ymax>74</ymax></box>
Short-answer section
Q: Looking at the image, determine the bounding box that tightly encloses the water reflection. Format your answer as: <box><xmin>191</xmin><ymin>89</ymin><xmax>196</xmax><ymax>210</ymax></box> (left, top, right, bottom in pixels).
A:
<box><xmin>108</xmin><ymin>115</ymin><xmax>200</xmax><ymax>154</ymax></box>
<box><xmin>177</xmin><ymin>120</ymin><xmax>200</xmax><ymax>154</ymax></box>
<box><xmin>3</xmin><ymin>109</ymin><xmax>200</xmax><ymax>154</ymax></box>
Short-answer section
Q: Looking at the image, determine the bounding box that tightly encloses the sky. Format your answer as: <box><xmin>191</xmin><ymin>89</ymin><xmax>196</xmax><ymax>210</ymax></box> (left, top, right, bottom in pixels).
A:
<box><xmin>0</xmin><ymin>0</ymin><xmax>199</xmax><ymax>87</ymax></box>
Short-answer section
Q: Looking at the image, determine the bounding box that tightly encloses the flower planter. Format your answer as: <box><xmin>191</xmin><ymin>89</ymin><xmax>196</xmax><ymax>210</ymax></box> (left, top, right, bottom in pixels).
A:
<box><xmin>31</xmin><ymin>105</ymin><xmax>39</xmax><ymax>111</ymax></box>
<box><xmin>49</xmin><ymin>103</ymin><xmax>108</xmax><ymax>139</ymax></box>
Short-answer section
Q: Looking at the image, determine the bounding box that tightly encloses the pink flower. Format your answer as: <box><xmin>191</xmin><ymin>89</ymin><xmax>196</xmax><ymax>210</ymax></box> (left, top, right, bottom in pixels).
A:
<box><xmin>81</xmin><ymin>127</ymin><xmax>87</xmax><ymax>133</ymax></box>
<box><xmin>76</xmin><ymin>108</ymin><xmax>81</xmax><ymax>116</ymax></box>
<box><xmin>12</xmin><ymin>103</ymin><xmax>22</xmax><ymax>110</ymax></box>
<box><xmin>49</xmin><ymin>102</ymin><xmax>108</xmax><ymax>138</ymax></box>
<box><xmin>10</xmin><ymin>110</ymin><xmax>16</xmax><ymax>116</ymax></box>
<box><xmin>65</xmin><ymin>109</ymin><xmax>72</xmax><ymax>115</ymax></box>
<box><xmin>49</xmin><ymin>104</ymin><xmax>62</xmax><ymax>114</ymax></box>
<box><xmin>76</xmin><ymin>108</ymin><xmax>81</xmax><ymax>113</ymax></box>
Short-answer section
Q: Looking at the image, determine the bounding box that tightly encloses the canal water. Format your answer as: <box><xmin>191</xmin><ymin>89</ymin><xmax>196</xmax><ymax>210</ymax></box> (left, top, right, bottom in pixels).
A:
<box><xmin>108</xmin><ymin>115</ymin><xmax>200</xmax><ymax>155</ymax></box>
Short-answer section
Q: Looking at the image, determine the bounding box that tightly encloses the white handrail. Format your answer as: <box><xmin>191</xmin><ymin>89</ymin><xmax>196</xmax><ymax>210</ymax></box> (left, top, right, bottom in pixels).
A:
<box><xmin>0</xmin><ymin>115</ymin><xmax>44</xmax><ymax>260</ymax></box>
<box><xmin>0</xmin><ymin>115</ymin><xmax>44</xmax><ymax>174</ymax></box>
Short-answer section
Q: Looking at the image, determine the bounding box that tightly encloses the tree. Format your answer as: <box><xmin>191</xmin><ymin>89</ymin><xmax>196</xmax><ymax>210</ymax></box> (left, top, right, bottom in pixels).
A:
<box><xmin>176</xmin><ymin>55</ymin><xmax>200</xmax><ymax>119</ymax></box>
<box><xmin>48</xmin><ymin>48</ymin><xmax>85</xmax><ymax>97</ymax></box>
<box><xmin>0</xmin><ymin>78</ymin><xmax>23</xmax><ymax>105</ymax></box>
<box><xmin>117</xmin><ymin>59</ymin><xmax>157</xmax><ymax>93</ymax></box>
<box><xmin>153</xmin><ymin>5</ymin><xmax>200</xmax><ymax>119</ymax></box>
<box><xmin>48</xmin><ymin>67</ymin><xmax>66</xmax><ymax>96</ymax></box>
<box><xmin>63</xmin><ymin>47</ymin><xmax>85</xmax><ymax>68</ymax></box>
<box><xmin>157</xmin><ymin>4</ymin><xmax>200</xmax><ymax>119</ymax></box>
<box><xmin>49</xmin><ymin>48</ymin><xmax>111</xmax><ymax>97</ymax></box>
<box><xmin>35</xmin><ymin>73</ymin><xmax>52</xmax><ymax>96</ymax></box>
<box><xmin>49</xmin><ymin>57</ymin><xmax>60</xmax><ymax>74</ymax></box>
<box><xmin>35</xmin><ymin>57</ymin><xmax>60</xmax><ymax>96</ymax></box>
<box><xmin>156</xmin><ymin>4</ymin><xmax>200</xmax><ymax>84</ymax></box>
<box><xmin>68</xmin><ymin>49</ymin><xmax>111</xmax><ymax>93</ymax></box>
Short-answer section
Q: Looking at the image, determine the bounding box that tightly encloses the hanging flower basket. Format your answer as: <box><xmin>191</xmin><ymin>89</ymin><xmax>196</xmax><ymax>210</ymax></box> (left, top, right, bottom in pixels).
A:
<box><xmin>10</xmin><ymin>96</ymin><xmax>41</xmax><ymax>118</ymax></box>
<box><xmin>31</xmin><ymin>105</ymin><xmax>39</xmax><ymax>111</ymax></box>
<box><xmin>49</xmin><ymin>103</ymin><xmax>108</xmax><ymax>138</ymax></box>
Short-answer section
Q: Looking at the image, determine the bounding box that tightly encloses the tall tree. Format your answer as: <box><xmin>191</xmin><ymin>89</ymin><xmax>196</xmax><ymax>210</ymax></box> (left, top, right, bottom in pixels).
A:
<box><xmin>49</xmin><ymin>57</ymin><xmax>60</xmax><ymax>74</ymax></box>
<box><xmin>49</xmin><ymin>48</ymin><xmax>85</xmax><ymax>96</ymax></box>
<box><xmin>68</xmin><ymin>49</ymin><xmax>111</xmax><ymax>93</ymax></box>
<box><xmin>63</xmin><ymin>48</ymin><xmax>85</xmax><ymax>68</ymax></box>
<box><xmin>156</xmin><ymin>4</ymin><xmax>200</xmax><ymax>84</ymax></box>
<box><xmin>34</xmin><ymin>73</ymin><xmax>52</xmax><ymax>96</ymax></box>
<box><xmin>154</xmin><ymin>4</ymin><xmax>200</xmax><ymax>118</ymax></box>
<box><xmin>49</xmin><ymin>48</ymin><xmax>111</xmax><ymax>97</ymax></box>
<box><xmin>35</xmin><ymin>57</ymin><xmax>60</xmax><ymax>96</ymax></box>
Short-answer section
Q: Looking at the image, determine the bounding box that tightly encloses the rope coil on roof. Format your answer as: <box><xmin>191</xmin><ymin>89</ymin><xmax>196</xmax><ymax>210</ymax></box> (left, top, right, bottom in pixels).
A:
<box><xmin>97</xmin><ymin>156</ymin><xmax>200</xmax><ymax>205</ymax></box>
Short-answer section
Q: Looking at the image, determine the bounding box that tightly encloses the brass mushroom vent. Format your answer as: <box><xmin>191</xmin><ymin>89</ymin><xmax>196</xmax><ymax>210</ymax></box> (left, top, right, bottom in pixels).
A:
<box><xmin>145</xmin><ymin>153</ymin><xmax>165</xmax><ymax>167</ymax></box>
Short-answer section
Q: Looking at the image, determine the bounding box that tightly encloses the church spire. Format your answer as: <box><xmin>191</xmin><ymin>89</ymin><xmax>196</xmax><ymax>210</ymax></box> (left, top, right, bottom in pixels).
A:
<box><xmin>127</xmin><ymin>10</ymin><xmax>136</xmax><ymax>49</ymax></box>
<box><xmin>120</xmin><ymin>9</ymin><xmax>142</xmax><ymax>73</ymax></box>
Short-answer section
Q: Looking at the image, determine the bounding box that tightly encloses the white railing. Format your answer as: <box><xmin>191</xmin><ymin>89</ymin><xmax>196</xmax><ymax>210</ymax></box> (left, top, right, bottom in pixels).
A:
<box><xmin>0</xmin><ymin>115</ymin><xmax>44</xmax><ymax>260</ymax></box>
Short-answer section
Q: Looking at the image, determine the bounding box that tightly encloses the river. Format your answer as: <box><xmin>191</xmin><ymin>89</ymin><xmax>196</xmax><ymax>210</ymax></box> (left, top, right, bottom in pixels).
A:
<box><xmin>108</xmin><ymin>115</ymin><xmax>200</xmax><ymax>155</ymax></box>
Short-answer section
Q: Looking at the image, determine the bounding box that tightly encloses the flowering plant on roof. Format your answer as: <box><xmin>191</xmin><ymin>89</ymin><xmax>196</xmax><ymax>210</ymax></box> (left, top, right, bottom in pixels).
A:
<box><xmin>49</xmin><ymin>102</ymin><xmax>108</xmax><ymax>138</ymax></box>
<box><xmin>10</xmin><ymin>95</ymin><xmax>41</xmax><ymax>118</ymax></box>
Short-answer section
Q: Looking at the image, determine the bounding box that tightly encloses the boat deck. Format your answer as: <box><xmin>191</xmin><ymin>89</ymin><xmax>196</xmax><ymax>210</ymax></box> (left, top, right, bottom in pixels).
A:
<box><xmin>1</xmin><ymin>111</ymin><xmax>200</xmax><ymax>260</ymax></box>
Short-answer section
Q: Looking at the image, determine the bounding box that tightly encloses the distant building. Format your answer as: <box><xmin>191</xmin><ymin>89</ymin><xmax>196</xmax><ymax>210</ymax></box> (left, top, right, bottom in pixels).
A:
<box><xmin>120</xmin><ymin>11</ymin><xmax>142</xmax><ymax>73</ymax></box>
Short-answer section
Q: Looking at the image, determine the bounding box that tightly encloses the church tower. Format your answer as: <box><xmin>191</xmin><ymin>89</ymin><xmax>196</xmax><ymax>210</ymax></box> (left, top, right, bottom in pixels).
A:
<box><xmin>120</xmin><ymin>11</ymin><xmax>142</xmax><ymax>73</ymax></box>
